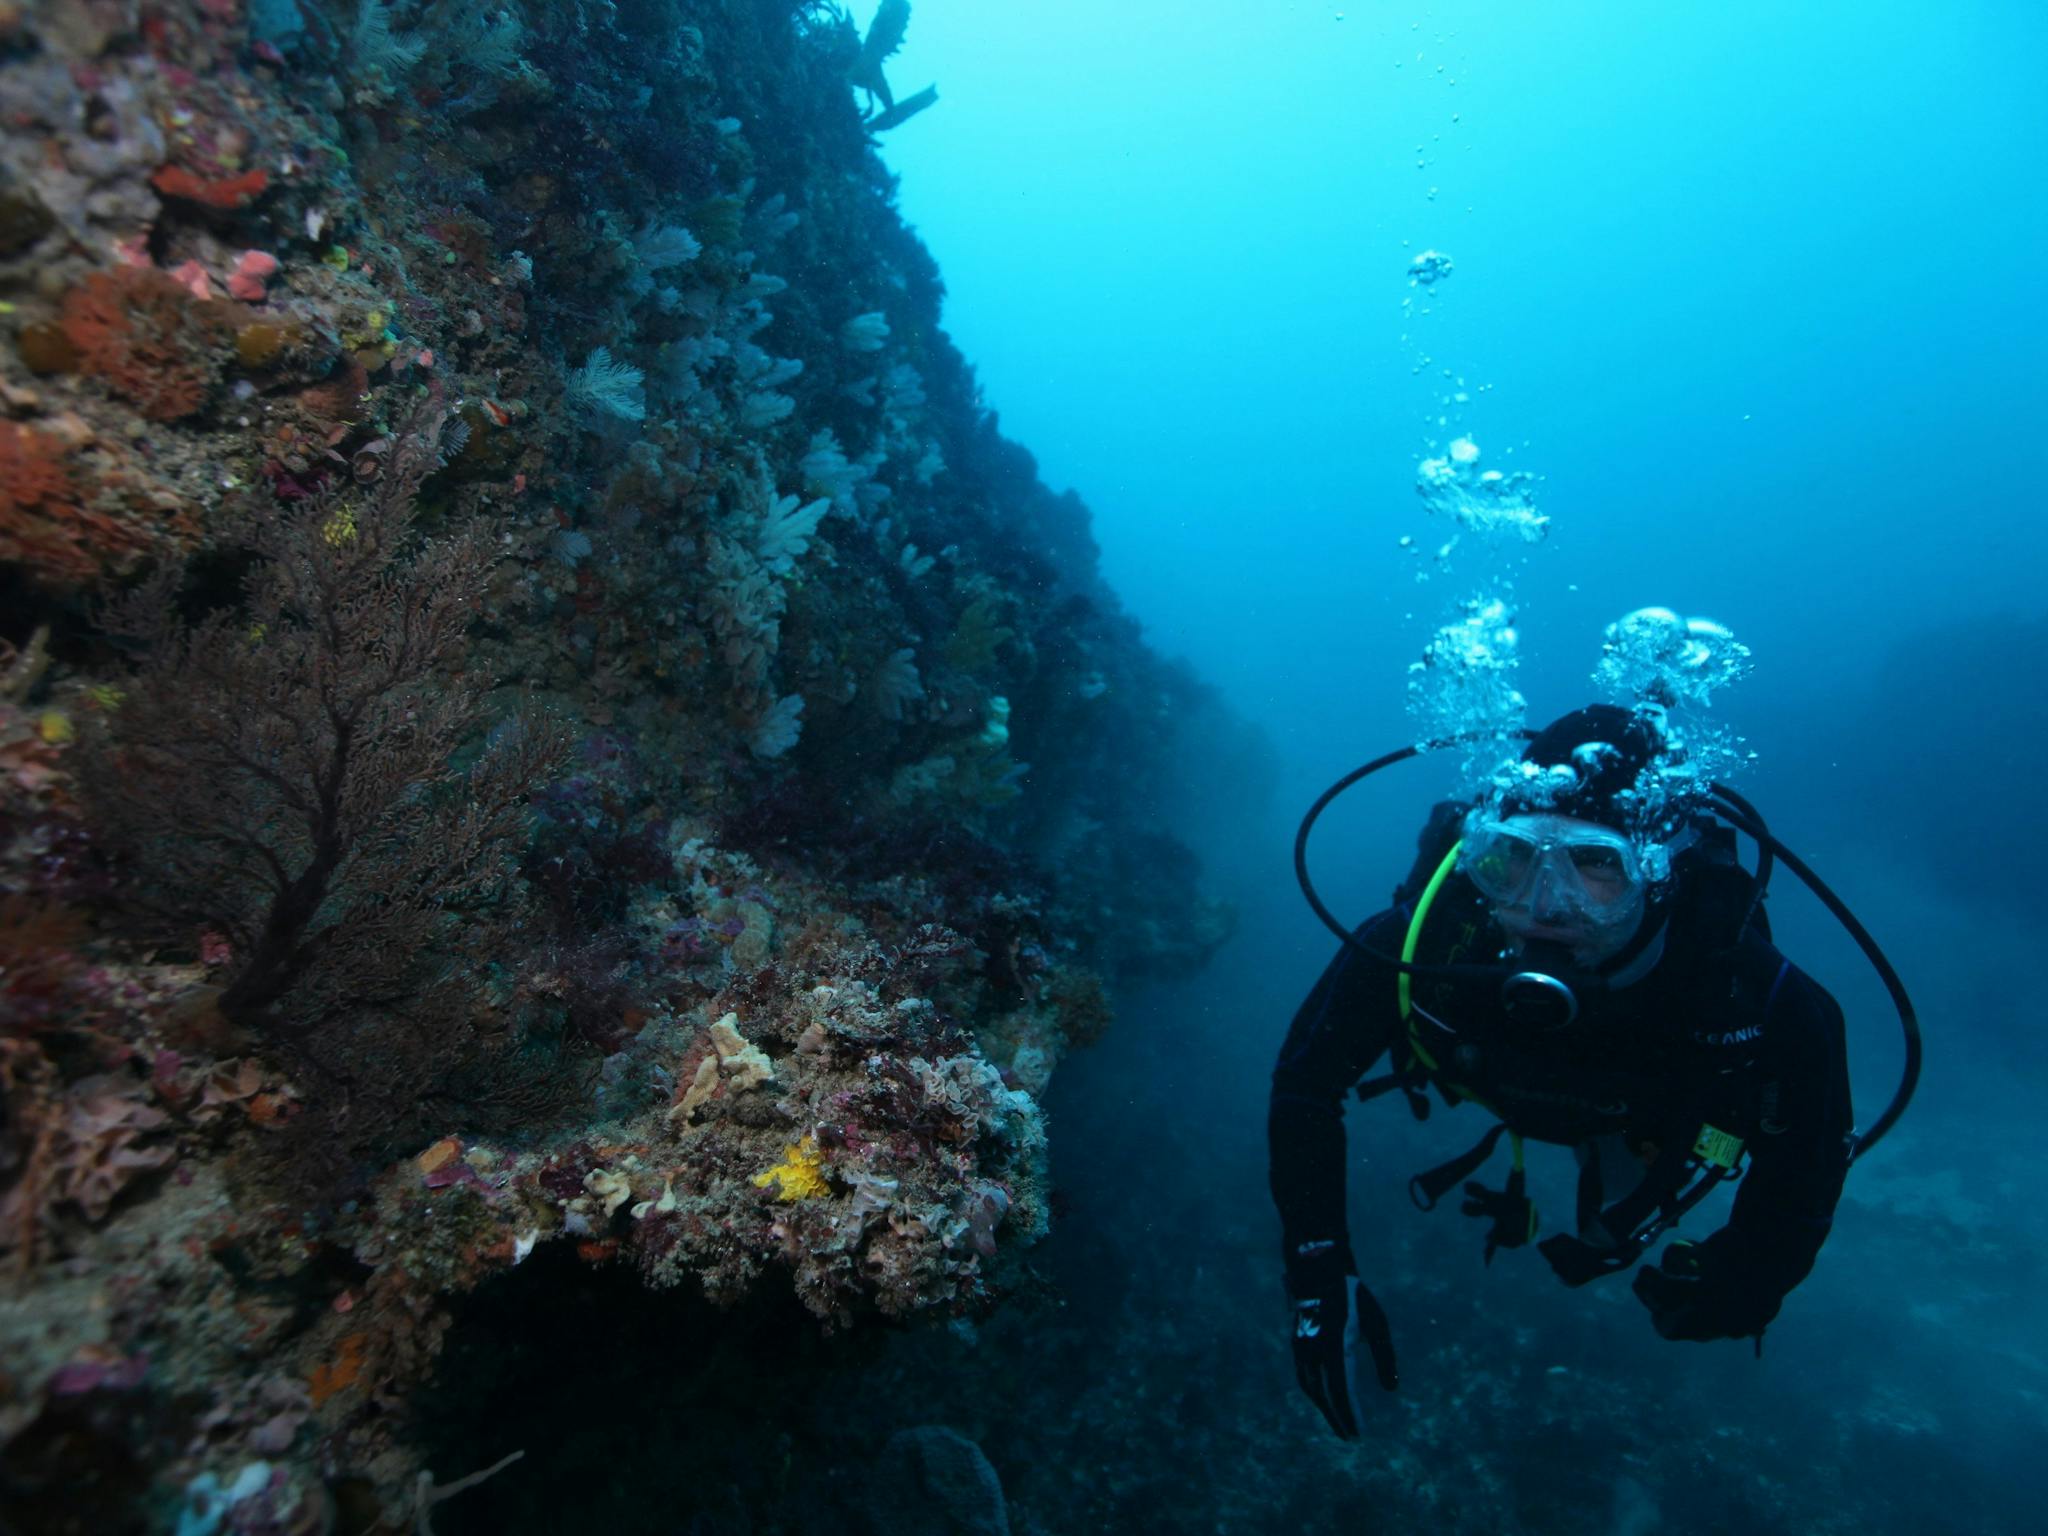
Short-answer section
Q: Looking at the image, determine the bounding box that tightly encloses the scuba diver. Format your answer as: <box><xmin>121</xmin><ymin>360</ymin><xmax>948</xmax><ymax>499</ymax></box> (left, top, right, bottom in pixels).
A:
<box><xmin>1270</xmin><ymin>703</ymin><xmax>1914</xmax><ymax>1439</ymax></box>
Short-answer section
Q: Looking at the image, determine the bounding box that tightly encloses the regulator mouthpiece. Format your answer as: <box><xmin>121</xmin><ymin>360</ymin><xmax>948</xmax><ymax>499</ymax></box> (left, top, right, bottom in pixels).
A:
<box><xmin>1501</xmin><ymin>942</ymin><xmax>1580</xmax><ymax>1030</ymax></box>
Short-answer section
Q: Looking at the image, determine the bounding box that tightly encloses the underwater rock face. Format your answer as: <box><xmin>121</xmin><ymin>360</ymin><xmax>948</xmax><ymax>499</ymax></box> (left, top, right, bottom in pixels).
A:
<box><xmin>863</xmin><ymin>1425</ymin><xmax>1010</xmax><ymax>1536</ymax></box>
<box><xmin>0</xmin><ymin>2</ymin><xmax>1242</xmax><ymax>1527</ymax></box>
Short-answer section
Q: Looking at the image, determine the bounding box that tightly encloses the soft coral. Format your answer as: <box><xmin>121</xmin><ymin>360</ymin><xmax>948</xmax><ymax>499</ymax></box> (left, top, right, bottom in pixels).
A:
<box><xmin>60</xmin><ymin>266</ymin><xmax>232</xmax><ymax>421</ymax></box>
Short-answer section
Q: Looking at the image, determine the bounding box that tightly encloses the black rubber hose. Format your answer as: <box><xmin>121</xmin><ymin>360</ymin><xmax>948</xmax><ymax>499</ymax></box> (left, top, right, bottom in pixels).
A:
<box><xmin>1292</xmin><ymin>739</ymin><xmax>1551</xmax><ymax>983</ymax></box>
<box><xmin>1707</xmin><ymin>786</ymin><xmax>1921</xmax><ymax>1161</ymax></box>
<box><xmin>1708</xmin><ymin>780</ymin><xmax>1775</xmax><ymax>940</ymax></box>
<box><xmin>1293</xmin><ymin>742</ymin><xmax>1423</xmax><ymax>950</ymax></box>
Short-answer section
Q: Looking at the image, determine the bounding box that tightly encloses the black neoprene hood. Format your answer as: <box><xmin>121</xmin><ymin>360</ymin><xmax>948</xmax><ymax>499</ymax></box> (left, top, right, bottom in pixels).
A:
<box><xmin>1499</xmin><ymin>704</ymin><xmax>1669</xmax><ymax>835</ymax></box>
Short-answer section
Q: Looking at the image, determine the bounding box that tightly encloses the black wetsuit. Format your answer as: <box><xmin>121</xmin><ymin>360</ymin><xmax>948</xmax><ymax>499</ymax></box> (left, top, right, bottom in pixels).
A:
<box><xmin>1269</xmin><ymin>863</ymin><xmax>1854</xmax><ymax>1333</ymax></box>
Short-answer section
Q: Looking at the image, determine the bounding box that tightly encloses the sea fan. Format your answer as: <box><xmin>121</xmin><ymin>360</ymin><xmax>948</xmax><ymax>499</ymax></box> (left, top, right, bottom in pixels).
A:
<box><xmin>757</xmin><ymin>493</ymin><xmax>831</xmax><ymax>572</ymax></box>
<box><xmin>739</xmin><ymin>390</ymin><xmax>795</xmax><ymax>430</ymax></box>
<box><xmin>840</xmin><ymin>311</ymin><xmax>890</xmax><ymax>352</ymax></box>
<box><xmin>750</xmin><ymin>694</ymin><xmax>805</xmax><ymax>759</ymax></box>
<box><xmin>635</xmin><ymin>222</ymin><xmax>702</xmax><ymax>272</ymax></box>
<box><xmin>566</xmin><ymin>347</ymin><xmax>647</xmax><ymax>422</ymax></box>
<box><xmin>349</xmin><ymin>0</ymin><xmax>426</xmax><ymax>79</ymax></box>
<box><xmin>868</xmin><ymin>647</ymin><xmax>924</xmax><ymax>722</ymax></box>
<box><xmin>800</xmin><ymin>428</ymin><xmax>869</xmax><ymax>508</ymax></box>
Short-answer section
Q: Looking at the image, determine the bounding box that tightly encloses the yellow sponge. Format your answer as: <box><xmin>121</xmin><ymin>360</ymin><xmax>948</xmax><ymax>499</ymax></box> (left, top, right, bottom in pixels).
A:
<box><xmin>752</xmin><ymin>1137</ymin><xmax>830</xmax><ymax>1202</ymax></box>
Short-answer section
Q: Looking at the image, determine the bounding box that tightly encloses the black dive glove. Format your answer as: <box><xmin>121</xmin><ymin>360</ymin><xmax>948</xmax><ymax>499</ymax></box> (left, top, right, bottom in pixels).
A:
<box><xmin>1631</xmin><ymin>1238</ymin><xmax>1783</xmax><ymax>1342</ymax></box>
<box><xmin>1285</xmin><ymin>1239</ymin><xmax>1398</xmax><ymax>1438</ymax></box>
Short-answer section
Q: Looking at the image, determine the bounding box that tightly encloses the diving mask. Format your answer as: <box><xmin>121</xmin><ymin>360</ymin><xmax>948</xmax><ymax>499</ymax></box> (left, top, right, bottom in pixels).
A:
<box><xmin>1460</xmin><ymin>812</ymin><xmax>1654</xmax><ymax>937</ymax></box>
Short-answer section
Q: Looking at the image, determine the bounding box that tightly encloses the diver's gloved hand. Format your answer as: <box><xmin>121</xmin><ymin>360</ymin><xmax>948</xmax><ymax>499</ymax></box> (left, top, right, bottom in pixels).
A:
<box><xmin>1460</xmin><ymin>1169</ymin><xmax>1538</xmax><ymax>1266</ymax></box>
<box><xmin>1631</xmin><ymin>1238</ymin><xmax>1783</xmax><ymax>1342</ymax></box>
<box><xmin>1285</xmin><ymin>1238</ymin><xmax>1398</xmax><ymax>1438</ymax></box>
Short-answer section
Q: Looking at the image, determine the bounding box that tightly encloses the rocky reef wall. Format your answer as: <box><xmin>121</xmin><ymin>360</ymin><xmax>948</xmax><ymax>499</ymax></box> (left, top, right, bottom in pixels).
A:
<box><xmin>0</xmin><ymin>3</ymin><xmax>1261</xmax><ymax>1529</ymax></box>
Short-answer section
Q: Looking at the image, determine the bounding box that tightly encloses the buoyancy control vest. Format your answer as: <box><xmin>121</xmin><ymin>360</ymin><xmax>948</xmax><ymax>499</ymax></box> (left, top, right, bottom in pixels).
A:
<box><xmin>1360</xmin><ymin>804</ymin><xmax>1786</xmax><ymax>1280</ymax></box>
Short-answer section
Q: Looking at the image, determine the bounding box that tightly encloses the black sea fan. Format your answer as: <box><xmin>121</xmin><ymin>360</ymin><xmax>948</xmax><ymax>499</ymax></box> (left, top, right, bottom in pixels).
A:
<box><xmin>82</xmin><ymin>410</ymin><xmax>567</xmax><ymax>1044</ymax></box>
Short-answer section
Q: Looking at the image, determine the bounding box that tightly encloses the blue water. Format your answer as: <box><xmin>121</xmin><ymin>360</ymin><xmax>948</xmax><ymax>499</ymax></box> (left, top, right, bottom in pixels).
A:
<box><xmin>881</xmin><ymin>0</ymin><xmax>2046</xmax><ymax>753</ymax></box>
<box><xmin>854</xmin><ymin>2</ymin><xmax>2048</xmax><ymax>1529</ymax></box>
<box><xmin>14</xmin><ymin>3</ymin><xmax>2036</xmax><ymax>1529</ymax></box>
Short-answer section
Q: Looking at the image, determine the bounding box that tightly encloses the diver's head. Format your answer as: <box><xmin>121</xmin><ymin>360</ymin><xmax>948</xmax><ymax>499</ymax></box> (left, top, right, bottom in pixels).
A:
<box><xmin>1464</xmin><ymin>705</ymin><xmax>1694</xmax><ymax>969</ymax></box>
<box><xmin>1501</xmin><ymin>704</ymin><xmax>1678</xmax><ymax>835</ymax></box>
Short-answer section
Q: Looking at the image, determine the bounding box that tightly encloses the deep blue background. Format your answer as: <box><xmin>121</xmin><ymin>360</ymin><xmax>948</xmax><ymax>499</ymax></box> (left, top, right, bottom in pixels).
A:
<box><xmin>851</xmin><ymin>3</ymin><xmax>2048</xmax><ymax>1529</ymax></box>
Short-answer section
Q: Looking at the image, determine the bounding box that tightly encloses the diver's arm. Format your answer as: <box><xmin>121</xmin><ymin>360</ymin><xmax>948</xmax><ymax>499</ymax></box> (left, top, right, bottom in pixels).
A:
<box><xmin>1269</xmin><ymin>914</ymin><xmax>1405</xmax><ymax>1429</ymax></box>
<box><xmin>1267</xmin><ymin>913</ymin><xmax>1403</xmax><ymax>1256</ymax></box>
<box><xmin>1715</xmin><ymin>961</ymin><xmax>1854</xmax><ymax>1296</ymax></box>
<box><xmin>1638</xmin><ymin>960</ymin><xmax>1853</xmax><ymax>1340</ymax></box>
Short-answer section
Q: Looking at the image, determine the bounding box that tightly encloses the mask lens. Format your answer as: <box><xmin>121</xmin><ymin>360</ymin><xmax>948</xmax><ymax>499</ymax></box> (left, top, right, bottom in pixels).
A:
<box><xmin>1566</xmin><ymin>840</ymin><xmax>1635</xmax><ymax>909</ymax></box>
<box><xmin>1465</xmin><ymin>823</ymin><xmax>1542</xmax><ymax>902</ymax></box>
<box><xmin>1464</xmin><ymin>817</ymin><xmax>1646</xmax><ymax>924</ymax></box>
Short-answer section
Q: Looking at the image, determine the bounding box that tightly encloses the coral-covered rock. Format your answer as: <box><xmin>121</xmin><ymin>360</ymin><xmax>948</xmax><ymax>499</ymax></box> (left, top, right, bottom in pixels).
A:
<box><xmin>60</xmin><ymin>267</ymin><xmax>233</xmax><ymax>421</ymax></box>
<box><xmin>0</xmin><ymin>2</ymin><xmax>1246</xmax><ymax>1527</ymax></box>
<box><xmin>862</xmin><ymin>1426</ymin><xmax>1011</xmax><ymax>1536</ymax></box>
<box><xmin>45</xmin><ymin>1075</ymin><xmax>174</xmax><ymax>1223</ymax></box>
